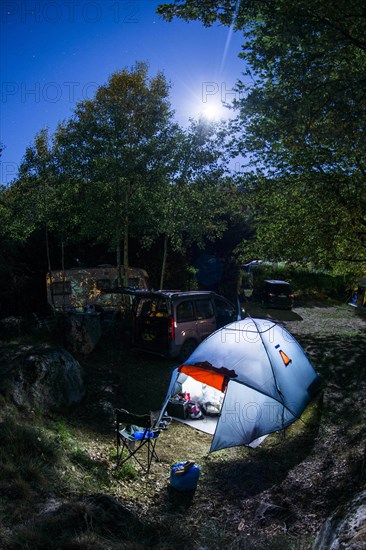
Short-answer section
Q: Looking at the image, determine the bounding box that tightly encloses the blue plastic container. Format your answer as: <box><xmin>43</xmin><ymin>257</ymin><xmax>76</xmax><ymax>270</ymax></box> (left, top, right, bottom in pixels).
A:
<box><xmin>170</xmin><ymin>462</ymin><xmax>200</xmax><ymax>492</ymax></box>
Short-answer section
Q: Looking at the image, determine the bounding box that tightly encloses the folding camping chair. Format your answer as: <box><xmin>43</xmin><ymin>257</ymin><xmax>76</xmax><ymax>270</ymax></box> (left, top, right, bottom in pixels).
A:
<box><xmin>115</xmin><ymin>408</ymin><xmax>162</xmax><ymax>474</ymax></box>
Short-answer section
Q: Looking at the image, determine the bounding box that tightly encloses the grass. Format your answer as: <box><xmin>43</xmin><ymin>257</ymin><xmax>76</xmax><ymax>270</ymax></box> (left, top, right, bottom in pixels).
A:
<box><xmin>0</xmin><ymin>400</ymin><xmax>149</xmax><ymax>548</ymax></box>
<box><xmin>0</xmin><ymin>302</ymin><xmax>365</xmax><ymax>548</ymax></box>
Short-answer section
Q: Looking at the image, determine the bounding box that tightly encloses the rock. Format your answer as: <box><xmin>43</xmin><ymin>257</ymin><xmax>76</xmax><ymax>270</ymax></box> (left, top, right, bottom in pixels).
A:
<box><xmin>81</xmin><ymin>493</ymin><xmax>145</xmax><ymax>533</ymax></box>
<box><xmin>8</xmin><ymin>493</ymin><xmax>157</xmax><ymax>548</ymax></box>
<box><xmin>254</xmin><ymin>501</ymin><xmax>288</xmax><ymax>525</ymax></box>
<box><xmin>65</xmin><ymin>312</ymin><xmax>102</xmax><ymax>355</ymax></box>
<box><xmin>313</xmin><ymin>490</ymin><xmax>366</xmax><ymax>550</ymax></box>
<box><xmin>98</xmin><ymin>399</ymin><xmax>115</xmax><ymax>422</ymax></box>
<box><xmin>0</xmin><ymin>316</ymin><xmax>26</xmax><ymax>337</ymax></box>
<box><xmin>0</xmin><ymin>344</ymin><xmax>85</xmax><ymax>412</ymax></box>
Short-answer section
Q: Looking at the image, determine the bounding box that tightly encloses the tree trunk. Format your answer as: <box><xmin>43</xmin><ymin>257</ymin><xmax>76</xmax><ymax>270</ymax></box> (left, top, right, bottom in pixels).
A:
<box><xmin>123</xmin><ymin>182</ymin><xmax>130</xmax><ymax>287</ymax></box>
<box><xmin>114</xmin><ymin>178</ymin><xmax>123</xmax><ymax>286</ymax></box>
<box><xmin>123</xmin><ymin>181</ymin><xmax>131</xmax><ymax>287</ymax></box>
<box><xmin>45</xmin><ymin>224</ymin><xmax>56</xmax><ymax>308</ymax></box>
<box><xmin>123</xmin><ymin>210</ymin><xmax>129</xmax><ymax>287</ymax></box>
<box><xmin>45</xmin><ymin>224</ymin><xmax>51</xmax><ymax>273</ymax></box>
<box><xmin>160</xmin><ymin>234</ymin><xmax>168</xmax><ymax>290</ymax></box>
<box><xmin>116</xmin><ymin>230</ymin><xmax>122</xmax><ymax>286</ymax></box>
<box><xmin>61</xmin><ymin>239</ymin><xmax>67</xmax><ymax>310</ymax></box>
<box><xmin>61</xmin><ymin>239</ymin><xmax>65</xmax><ymax>272</ymax></box>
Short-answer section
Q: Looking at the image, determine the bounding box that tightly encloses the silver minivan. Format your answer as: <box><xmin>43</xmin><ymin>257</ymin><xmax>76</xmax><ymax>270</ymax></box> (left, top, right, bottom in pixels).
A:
<box><xmin>131</xmin><ymin>290</ymin><xmax>237</xmax><ymax>361</ymax></box>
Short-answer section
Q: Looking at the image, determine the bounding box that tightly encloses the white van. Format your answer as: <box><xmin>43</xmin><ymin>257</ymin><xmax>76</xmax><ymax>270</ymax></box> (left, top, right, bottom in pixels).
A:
<box><xmin>131</xmin><ymin>290</ymin><xmax>237</xmax><ymax>361</ymax></box>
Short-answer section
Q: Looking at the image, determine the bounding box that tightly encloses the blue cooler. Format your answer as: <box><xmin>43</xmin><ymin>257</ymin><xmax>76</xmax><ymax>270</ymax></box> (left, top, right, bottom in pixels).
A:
<box><xmin>170</xmin><ymin>462</ymin><xmax>200</xmax><ymax>492</ymax></box>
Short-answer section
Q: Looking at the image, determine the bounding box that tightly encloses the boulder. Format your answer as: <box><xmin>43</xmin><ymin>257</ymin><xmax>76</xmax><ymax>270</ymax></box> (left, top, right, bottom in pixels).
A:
<box><xmin>313</xmin><ymin>489</ymin><xmax>366</xmax><ymax>550</ymax></box>
<box><xmin>0</xmin><ymin>316</ymin><xmax>27</xmax><ymax>337</ymax></box>
<box><xmin>65</xmin><ymin>312</ymin><xmax>102</xmax><ymax>355</ymax></box>
<box><xmin>0</xmin><ymin>344</ymin><xmax>85</xmax><ymax>412</ymax></box>
<box><xmin>7</xmin><ymin>493</ymin><xmax>157</xmax><ymax>548</ymax></box>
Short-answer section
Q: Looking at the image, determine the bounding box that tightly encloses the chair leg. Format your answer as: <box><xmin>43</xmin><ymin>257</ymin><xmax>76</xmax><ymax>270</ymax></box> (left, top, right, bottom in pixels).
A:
<box><xmin>116</xmin><ymin>436</ymin><xmax>151</xmax><ymax>473</ymax></box>
<box><xmin>146</xmin><ymin>439</ymin><xmax>159</xmax><ymax>472</ymax></box>
<box><xmin>116</xmin><ymin>436</ymin><xmax>128</xmax><ymax>465</ymax></box>
<box><xmin>115</xmin><ymin>423</ymin><xmax>160</xmax><ymax>474</ymax></box>
<box><xmin>116</xmin><ymin>430</ymin><xmax>135</xmax><ymax>464</ymax></box>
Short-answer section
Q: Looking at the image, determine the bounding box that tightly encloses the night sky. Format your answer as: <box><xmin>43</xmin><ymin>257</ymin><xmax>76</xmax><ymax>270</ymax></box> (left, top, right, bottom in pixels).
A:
<box><xmin>1</xmin><ymin>0</ymin><xmax>245</xmax><ymax>184</ymax></box>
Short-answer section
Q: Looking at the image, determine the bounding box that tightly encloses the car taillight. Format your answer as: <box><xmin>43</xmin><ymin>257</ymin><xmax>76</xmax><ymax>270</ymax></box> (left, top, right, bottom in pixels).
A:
<box><xmin>168</xmin><ymin>316</ymin><xmax>175</xmax><ymax>340</ymax></box>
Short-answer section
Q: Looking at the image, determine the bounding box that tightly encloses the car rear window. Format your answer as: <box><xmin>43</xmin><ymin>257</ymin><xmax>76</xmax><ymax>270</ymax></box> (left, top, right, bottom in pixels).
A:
<box><xmin>214</xmin><ymin>297</ymin><xmax>235</xmax><ymax>317</ymax></box>
<box><xmin>195</xmin><ymin>299</ymin><xmax>215</xmax><ymax>320</ymax></box>
<box><xmin>266</xmin><ymin>283</ymin><xmax>292</xmax><ymax>294</ymax></box>
<box><xmin>137</xmin><ymin>298</ymin><xmax>169</xmax><ymax>318</ymax></box>
<box><xmin>176</xmin><ymin>301</ymin><xmax>195</xmax><ymax>322</ymax></box>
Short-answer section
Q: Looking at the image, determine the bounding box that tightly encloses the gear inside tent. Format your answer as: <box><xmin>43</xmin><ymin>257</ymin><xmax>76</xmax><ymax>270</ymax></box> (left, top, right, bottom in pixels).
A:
<box><xmin>163</xmin><ymin>318</ymin><xmax>321</xmax><ymax>452</ymax></box>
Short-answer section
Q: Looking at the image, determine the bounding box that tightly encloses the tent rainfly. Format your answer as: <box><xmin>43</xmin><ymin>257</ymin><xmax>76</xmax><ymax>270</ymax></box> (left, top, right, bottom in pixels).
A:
<box><xmin>162</xmin><ymin>318</ymin><xmax>321</xmax><ymax>453</ymax></box>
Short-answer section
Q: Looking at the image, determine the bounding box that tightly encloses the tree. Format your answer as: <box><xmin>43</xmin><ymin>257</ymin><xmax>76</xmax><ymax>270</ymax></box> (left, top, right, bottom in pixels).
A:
<box><xmin>11</xmin><ymin>128</ymin><xmax>78</xmax><ymax>273</ymax></box>
<box><xmin>9</xmin><ymin>130</ymin><xmax>55</xmax><ymax>270</ymax></box>
<box><xmin>158</xmin><ymin>0</ymin><xmax>366</xmax><ymax>272</ymax></box>
<box><xmin>55</xmin><ymin>62</ymin><xmax>174</xmax><ymax>285</ymax></box>
<box><xmin>236</xmin><ymin>173</ymin><xmax>366</xmax><ymax>272</ymax></box>
<box><xmin>141</xmin><ymin>118</ymin><xmax>234</xmax><ymax>289</ymax></box>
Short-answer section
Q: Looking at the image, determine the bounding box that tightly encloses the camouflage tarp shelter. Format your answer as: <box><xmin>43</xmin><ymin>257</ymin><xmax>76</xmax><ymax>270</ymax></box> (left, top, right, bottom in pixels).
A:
<box><xmin>46</xmin><ymin>265</ymin><xmax>149</xmax><ymax>312</ymax></box>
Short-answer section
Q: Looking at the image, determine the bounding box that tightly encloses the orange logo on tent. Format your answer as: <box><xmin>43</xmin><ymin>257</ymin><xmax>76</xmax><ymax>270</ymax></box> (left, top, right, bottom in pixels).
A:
<box><xmin>279</xmin><ymin>350</ymin><xmax>292</xmax><ymax>366</ymax></box>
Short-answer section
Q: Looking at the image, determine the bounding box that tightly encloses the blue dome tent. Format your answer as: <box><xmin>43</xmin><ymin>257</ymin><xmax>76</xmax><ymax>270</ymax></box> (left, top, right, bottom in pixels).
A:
<box><xmin>163</xmin><ymin>318</ymin><xmax>321</xmax><ymax>452</ymax></box>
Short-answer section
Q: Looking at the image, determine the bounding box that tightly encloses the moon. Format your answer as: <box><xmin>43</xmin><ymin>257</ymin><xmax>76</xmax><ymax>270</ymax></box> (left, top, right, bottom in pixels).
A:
<box><xmin>202</xmin><ymin>103</ymin><xmax>220</xmax><ymax>120</ymax></box>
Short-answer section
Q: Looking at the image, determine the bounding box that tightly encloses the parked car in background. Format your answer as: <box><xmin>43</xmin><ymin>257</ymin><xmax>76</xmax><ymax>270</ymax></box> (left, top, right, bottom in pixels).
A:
<box><xmin>260</xmin><ymin>280</ymin><xmax>294</xmax><ymax>310</ymax></box>
<box><xmin>131</xmin><ymin>290</ymin><xmax>237</xmax><ymax>361</ymax></box>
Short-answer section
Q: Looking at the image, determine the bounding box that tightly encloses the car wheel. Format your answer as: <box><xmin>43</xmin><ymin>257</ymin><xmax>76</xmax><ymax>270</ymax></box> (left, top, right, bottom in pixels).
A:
<box><xmin>179</xmin><ymin>339</ymin><xmax>197</xmax><ymax>363</ymax></box>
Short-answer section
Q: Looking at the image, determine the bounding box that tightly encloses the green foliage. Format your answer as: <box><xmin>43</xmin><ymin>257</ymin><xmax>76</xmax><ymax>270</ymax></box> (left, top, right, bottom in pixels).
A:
<box><xmin>236</xmin><ymin>173</ymin><xmax>366</xmax><ymax>274</ymax></box>
<box><xmin>1</xmin><ymin>61</ymin><xmax>246</xmax><ymax>297</ymax></box>
<box><xmin>0</xmin><ymin>186</ymin><xmax>13</xmax><ymax>240</ymax></box>
<box><xmin>141</xmin><ymin>117</ymin><xmax>234</xmax><ymax>287</ymax></box>
<box><xmin>13</xmin><ymin>129</ymin><xmax>64</xmax><ymax>238</ymax></box>
<box><xmin>54</xmin><ymin>62</ymin><xmax>175</xmax><ymax>282</ymax></box>
<box><xmin>4</xmin><ymin>2</ymin><xmax>366</xmax><ymax>290</ymax></box>
<box><xmin>249</xmin><ymin>263</ymin><xmax>354</xmax><ymax>302</ymax></box>
<box><xmin>0</xmin><ymin>413</ymin><xmax>64</xmax><ymax>517</ymax></box>
<box><xmin>158</xmin><ymin>0</ymin><xmax>366</xmax><ymax>275</ymax></box>
<box><xmin>113</xmin><ymin>460</ymin><xmax>139</xmax><ymax>481</ymax></box>
<box><xmin>53</xmin><ymin>417</ymin><xmax>72</xmax><ymax>444</ymax></box>
<box><xmin>0</xmin><ymin>407</ymin><xmax>114</xmax><ymax>533</ymax></box>
<box><xmin>0</xmin><ymin>414</ymin><xmax>61</xmax><ymax>463</ymax></box>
